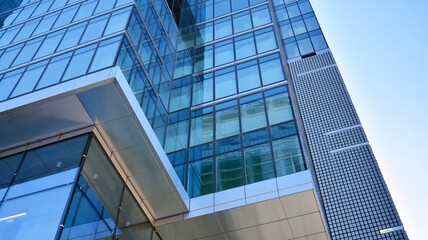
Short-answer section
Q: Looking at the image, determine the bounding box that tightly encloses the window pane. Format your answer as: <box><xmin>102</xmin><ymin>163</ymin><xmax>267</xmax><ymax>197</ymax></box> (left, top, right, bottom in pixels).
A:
<box><xmin>235</xmin><ymin>33</ymin><xmax>256</xmax><ymax>60</ymax></box>
<box><xmin>11</xmin><ymin>61</ymin><xmax>47</xmax><ymax>98</ymax></box>
<box><xmin>36</xmin><ymin>53</ymin><xmax>72</xmax><ymax>89</ymax></box>
<box><xmin>62</xmin><ymin>45</ymin><xmax>96</xmax><ymax>81</ymax></box>
<box><xmin>35</xmin><ymin>30</ymin><xmax>65</xmax><ymax>58</ymax></box>
<box><xmin>240</xmin><ymin>97</ymin><xmax>266</xmax><ymax>132</ymax></box>
<box><xmin>237</xmin><ymin>61</ymin><xmax>261</xmax><ymax>92</ymax></box>
<box><xmin>265</xmin><ymin>92</ymin><xmax>293</xmax><ymax>124</ymax></box>
<box><xmin>188</xmin><ymin>158</ymin><xmax>214</xmax><ymax>198</ymax></box>
<box><xmin>311</xmin><ymin>34</ymin><xmax>328</xmax><ymax>51</ymax></box>
<box><xmin>304</xmin><ymin>16</ymin><xmax>319</xmax><ymax>31</ymax></box>
<box><xmin>251</xmin><ymin>6</ymin><xmax>271</xmax><ymax>28</ymax></box>
<box><xmin>33</xmin><ymin>12</ymin><xmax>59</xmax><ymax>35</ymax></box>
<box><xmin>195</xmin><ymin>23</ymin><xmax>213</xmax><ymax>45</ymax></box>
<box><xmin>287</xmin><ymin>4</ymin><xmax>300</xmax><ymax>18</ymax></box>
<box><xmin>53</xmin><ymin>5</ymin><xmax>78</xmax><ymax>28</ymax></box>
<box><xmin>255</xmin><ymin>29</ymin><xmax>277</xmax><ymax>53</ymax></box>
<box><xmin>297</xmin><ymin>37</ymin><xmax>314</xmax><ymax>55</ymax></box>
<box><xmin>89</xmin><ymin>36</ymin><xmax>121</xmax><ymax>72</ymax></box>
<box><xmin>80</xmin><ymin>15</ymin><xmax>109</xmax><ymax>43</ymax></box>
<box><xmin>194</xmin><ymin>46</ymin><xmax>213</xmax><ymax>72</ymax></box>
<box><xmin>192</xmin><ymin>75</ymin><xmax>213</xmax><ymax>105</ymax></box>
<box><xmin>104</xmin><ymin>7</ymin><xmax>132</xmax><ymax>35</ymax></box>
<box><xmin>0</xmin><ymin>44</ymin><xmax>23</xmax><ymax>71</ymax></box>
<box><xmin>216</xmin><ymin>104</ymin><xmax>239</xmax><ymax>139</ymax></box>
<box><xmin>12</xmin><ymin>37</ymin><xmax>43</xmax><ymax>66</ymax></box>
<box><xmin>272</xmin><ymin>136</ymin><xmax>305</xmax><ymax>176</ymax></box>
<box><xmin>214</xmin><ymin>0</ymin><xmax>230</xmax><ymax>18</ymax></box>
<box><xmin>214</xmin><ymin>17</ymin><xmax>232</xmax><ymax>40</ymax></box>
<box><xmin>190</xmin><ymin>111</ymin><xmax>214</xmax><ymax>146</ymax></box>
<box><xmin>259</xmin><ymin>55</ymin><xmax>284</xmax><ymax>85</ymax></box>
<box><xmin>292</xmin><ymin>20</ymin><xmax>306</xmax><ymax>35</ymax></box>
<box><xmin>232</xmin><ymin>0</ymin><xmax>249</xmax><ymax>11</ymax></box>
<box><xmin>280</xmin><ymin>23</ymin><xmax>294</xmax><ymax>39</ymax></box>
<box><xmin>285</xmin><ymin>41</ymin><xmax>300</xmax><ymax>58</ymax></box>
<box><xmin>298</xmin><ymin>1</ymin><xmax>313</xmax><ymax>14</ymax></box>
<box><xmin>233</xmin><ymin>11</ymin><xmax>252</xmax><ymax>33</ymax></box>
<box><xmin>0</xmin><ymin>70</ymin><xmax>23</xmax><ymax>101</ymax></box>
<box><xmin>73</xmin><ymin>0</ymin><xmax>98</xmax><ymax>21</ymax></box>
<box><xmin>164</xmin><ymin>121</ymin><xmax>189</xmax><ymax>153</ymax></box>
<box><xmin>244</xmin><ymin>143</ymin><xmax>274</xmax><ymax>184</ymax></box>
<box><xmin>215</xmin><ymin>68</ymin><xmax>236</xmax><ymax>99</ymax></box>
<box><xmin>216</xmin><ymin>151</ymin><xmax>243</xmax><ymax>191</ymax></box>
<box><xmin>57</xmin><ymin>22</ymin><xmax>86</xmax><ymax>51</ymax></box>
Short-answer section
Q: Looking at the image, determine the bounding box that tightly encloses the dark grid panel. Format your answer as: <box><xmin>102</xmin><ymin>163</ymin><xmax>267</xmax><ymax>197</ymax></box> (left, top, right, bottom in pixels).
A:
<box><xmin>327</xmin><ymin>126</ymin><xmax>367</xmax><ymax>151</ymax></box>
<box><xmin>288</xmin><ymin>51</ymin><xmax>407</xmax><ymax>239</ymax></box>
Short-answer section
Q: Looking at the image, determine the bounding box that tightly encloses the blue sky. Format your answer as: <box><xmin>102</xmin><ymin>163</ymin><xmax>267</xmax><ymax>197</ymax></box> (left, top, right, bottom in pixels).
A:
<box><xmin>310</xmin><ymin>0</ymin><xmax>428</xmax><ymax>239</ymax></box>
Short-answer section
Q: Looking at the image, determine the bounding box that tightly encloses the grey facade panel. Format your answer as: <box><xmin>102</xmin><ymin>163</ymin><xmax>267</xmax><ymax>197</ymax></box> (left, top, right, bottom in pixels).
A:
<box><xmin>288</xmin><ymin>51</ymin><xmax>407</xmax><ymax>239</ymax></box>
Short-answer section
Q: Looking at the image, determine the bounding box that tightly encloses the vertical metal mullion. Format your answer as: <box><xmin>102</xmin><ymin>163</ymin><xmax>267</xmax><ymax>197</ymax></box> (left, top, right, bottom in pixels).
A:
<box><xmin>55</xmin><ymin>132</ymin><xmax>94</xmax><ymax>240</ymax></box>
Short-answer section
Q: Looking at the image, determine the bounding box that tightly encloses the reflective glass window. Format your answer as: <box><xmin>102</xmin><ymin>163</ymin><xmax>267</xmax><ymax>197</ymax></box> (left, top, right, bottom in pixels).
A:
<box><xmin>285</xmin><ymin>41</ymin><xmax>300</xmax><ymax>58</ymax></box>
<box><xmin>35</xmin><ymin>29</ymin><xmax>65</xmax><ymax>58</ymax></box>
<box><xmin>214</xmin><ymin>17</ymin><xmax>232</xmax><ymax>40</ymax></box>
<box><xmin>195</xmin><ymin>23</ymin><xmax>213</xmax><ymax>45</ymax></box>
<box><xmin>80</xmin><ymin>15</ymin><xmax>109</xmax><ymax>43</ymax></box>
<box><xmin>104</xmin><ymin>7</ymin><xmax>132</xmax><ymax>35</ymax></box>
<box><xmin>292</xmin><ymin>20</ymin><xmax>306</xmax><ymax>35</ymax></box>
<box><xmin>89</xmin><ymin>36</ymin><xmax>121</xmax><ymax>72</ymax></box>
<box><xmin>194</xmin><ymin>46</ymin><xmax>213</xmax><ymax>72</ymax></box>
<box><xmin>215</xmin><ymin>67</ymin><xmax>236</xmax><ymax>99</ymax></box>
<box><xmin>272</xmin><ymin>135</ymin><xmax>305</xmax><ymax>176</ymax></box>
<box><xmin>197</xmin><ymin>1</ymin><xmax>213</xmax><ymax>22</ymax></box>
<box><xmin>164</xmin><ymin>120</ymin><xmax>189</xmax><ymax>153</ymax></box>
<box><xmin>74</xmin><ymin>0</ymin><xmax>98</xmax><ymax>21</ymax></box>
<box><xmin>265</xmin><ymin>88</ymin><xmax>293</xmax><ymax>124</ymax></box>
<box><xmin>237</xmin><ymin>60</ymin><xmax>260</xmax><ymax>92</ymax></box>
<box><xmin>255</xmin><ymin>28</ymin><xmax>277</xmax><ymax>53</ymax></box>
<box><xmin>304</xmin><ymin>16</ymin><xmax>320</xmax><ymax>31</ymax></box>
<box><xmin>0</xmin><ymin>43</ymin><xmax>23</xmax><ymax>71</ymax></box>
<box><xmin>216</xmin><ymin>135</ymin><xmax>240</xmax><ymax>154</ymax></box>
<box><xmin>0</xmin><ymin>26</ymin><xmax>20</xmax><ymax>47</ymax></box>
<box><xmin>14</xmin><ymin>19</ymin><xmax>38</xmax><ymax>42</ymax></box>
<box><xmin>62</xmin><ymin>44</ymin><xmax>96</xmax><ymax>81</ymax></box>
<box><xmin>33</xmin><ymin>12</ymin><xmax>59</xmax><ymax>35</ymax></box>
<box><xmin>32</xmin><ymin>0</ymin><xmax>53</xmax><ymax>17</ymax></box>
<box><xmin>231</xmin><ymin>0</ymin><xmax>249</xmax><ymax>11</ymax></box>
<box><xmin>311</xmin><ymin>34</ymin><xmax>328</xmax><ymax>51</ymax></box>
<box><xmin>298</xmin><ymin>1</ymin><xmax>313</xmax><ymax>14</ymax></box>
<box><xmin>53</xmin><ymin>5</ymin><xmax>78</xmax><ymax>28</ymax></box>
<box><xmin>216</xmin><ymin>151</ymin><xmax>243</xmax><ymax>191</ymax></box>
<box><xmin>216</xmin><ymin>101</ymin><xmax>239</xmax><ymax>139</ymax></box>
<box><xmin>57</xmin><ymin>22</ymin><xmax>86</xmax><ymax>51</ymax></box>
<box><xmin>286</xmin><ymin>4</ymin><xmax>300</xmax><ymax>18</ymax></box>
<box><xmin>233</xmin><ymin>11</ymin><xmax>252</xmax><ymax>33</ymax></box>
<box><xmin>0</xmin><ymin>70</ymin><xmax>23</xmax><ymax>101</ymax></box>
<box><xmin>259</xmin><ymin>54</ymin><xmax>284</xmax><ymax>85</ymax></box>
<box><xmin>276</xmin><ymin>7</ymin><xmax>288</xmax><ymax>21</ymax></box>
<box><xmin>281</xmin><ymin>23</ymin><xmax>294</xmax><ymax>38</ymax></box>
<box><xmin>13</xmin><ymin>3</ymin><xmax>37</xmax><ymax>23</ymax></box>
<box><xmin>0</xmin><ymin>153</ymin><xmax>23</xmax><ymax>188</ymax></box>
<box><xmin>251</xmin><ymin>5</ymin><xmax>271</xmax><ymax>28</ymax></box>
<box><xmin>190</xmin><ymin>108</ymin><xmax>214</xmax><ymax>146</ymax></box>
<box><xmin>192</xmin><ymin>74</ymin><xmax>213</xmax><ymax>105</ymax></box>
<box><xmin>297</xmin><ymin>37</ymin><xmax>314</xmax><ymax>55</ymax></box>
<box><xmin>188</xmin><ymin>158</ymin><xmax>214</xmax><ymax>197</ymax></box>
<box><xmin>270</xmin><ymin>121</ymin><xmax>297</xmax><ymax>140</ymax></box>
<box><xmin>235</xmin><ymin>33</ymin><xmax>256</xmax><ymax>60</ymax></box>
<box><xmin>214</xmin><ymin>0</ymin><xmax>231</xmax><ymax>18</ymax></box>
<box><xmin>243</xmin><ymin>128</ymin><xmax>269</xmax><ymax>147</ymax></box>
<box><xmin>215</xmin><ymin>40</ymin><xmax>234</xmax><ymax>66</ymax></box>
<box><xmin>36</xmin><ymin>53</ymin><xmax>72</xmax><ymax>89</ymax></box>
<box><xmin>244</xmin><ymin>143</ymin><xmax>274</xmax><ymax>184</ymax></box>
<box><xmin>240</xmin><ymin>94</ymin><xmax>266</xmax><ymax>132</ymax></box>
<box><xmin>11</xmin><ymin>60</ymin><xmax>47</xmax><ymax>98</ymax></box>
<box><xmin>12</xmin><ymin>37</ymin><xmax>43</xmax><ymax>66</ymax></box>
<box><xmin>94</xmin><ymin>0</ymin><xmax>116</xmax><ymax>14</ymax></box>
<box><xmin>169</xmin><ymin>77</ymin><xmax>191</xmax><ymax>112</ymax></box>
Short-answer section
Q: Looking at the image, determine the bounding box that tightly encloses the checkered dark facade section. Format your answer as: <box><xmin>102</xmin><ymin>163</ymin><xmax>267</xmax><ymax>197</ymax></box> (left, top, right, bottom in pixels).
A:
<box><xmin>288</xmin><ymin>51</ymin><xmax>407</xmax><ymax>239</ymax></box>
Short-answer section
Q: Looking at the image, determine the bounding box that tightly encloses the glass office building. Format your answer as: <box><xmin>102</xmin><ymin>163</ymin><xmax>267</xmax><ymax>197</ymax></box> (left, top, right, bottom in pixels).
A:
<box><xmin>0</xmin><ymin>0</ymin><xmax>407</xmax><ymax>239</ymax></box>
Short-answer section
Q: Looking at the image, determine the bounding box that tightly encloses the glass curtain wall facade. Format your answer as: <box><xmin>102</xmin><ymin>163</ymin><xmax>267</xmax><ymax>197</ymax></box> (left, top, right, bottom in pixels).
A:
<box><xmin>0</xmin><ymin>0</ymin><xmax>407</xmax><ymax>239</ymax></box>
